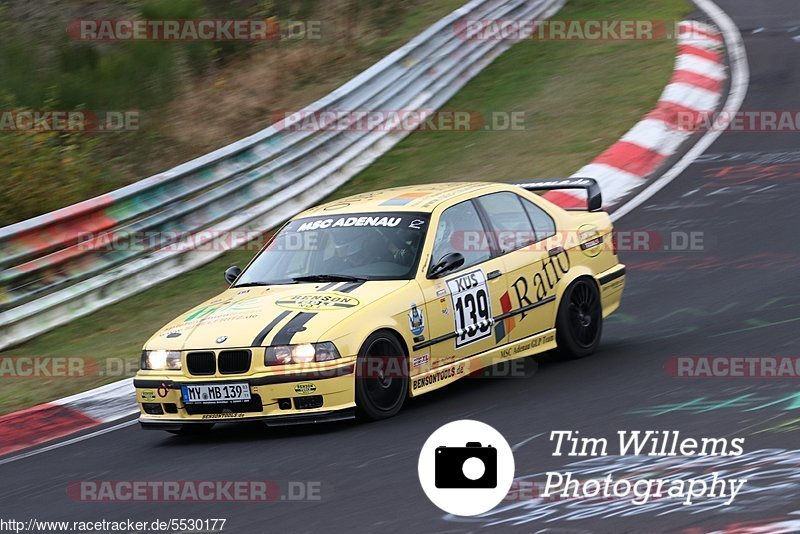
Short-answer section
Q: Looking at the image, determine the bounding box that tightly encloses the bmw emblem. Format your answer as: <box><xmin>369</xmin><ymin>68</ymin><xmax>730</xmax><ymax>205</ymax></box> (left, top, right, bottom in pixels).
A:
<box><xmin>216</xmin><ymin>336</ymin><xmax>228</xmax><ymax>344</ymax></box>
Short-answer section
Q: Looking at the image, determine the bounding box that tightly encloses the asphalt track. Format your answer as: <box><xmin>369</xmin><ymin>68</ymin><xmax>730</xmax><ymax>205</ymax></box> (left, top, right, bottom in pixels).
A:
<box><xmin>2</xmin><ymin>1</ymin><xmax>800</xmax><ymax>532</ymax></box>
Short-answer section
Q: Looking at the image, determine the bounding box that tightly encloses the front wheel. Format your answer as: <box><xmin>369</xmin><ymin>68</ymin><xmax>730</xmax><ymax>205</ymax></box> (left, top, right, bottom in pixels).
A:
<box><xmin>555</xmin><ymin>278</ymin><xmax>603</xmax><ymax>359</ymax></box>
<box><xmin>355</xmin><ymin>332</ymin><xmax>408</xmax><ymax>421</ymax></box>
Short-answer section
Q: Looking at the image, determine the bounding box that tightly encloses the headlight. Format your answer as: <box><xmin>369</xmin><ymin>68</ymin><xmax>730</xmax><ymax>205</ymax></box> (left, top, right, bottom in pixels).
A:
<box><xmin>141</xmin><ymin>350</ymin><xmax>182</xmax><ymax>370</ymax></box>
<box><xmin>265</xmin><ymin>342</ymin><xmax>340</xmax><ymax>365</ymax></box>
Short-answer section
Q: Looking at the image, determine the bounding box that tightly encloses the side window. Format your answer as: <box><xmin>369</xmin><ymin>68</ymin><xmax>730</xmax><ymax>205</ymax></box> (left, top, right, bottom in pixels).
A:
<box><xmin>475</xmin><ymin>192</ymin><xmax>536</xmax><ymax>253</ymax></box>
<box><xmin>431</xmin><ymin>200</ymin><xmax>491</xmax><ymax>271</ymax></box>
<box><xmin>520</xmin><ymin>197</ymin><xmax>556</xmax><ymax>242</ymax></box>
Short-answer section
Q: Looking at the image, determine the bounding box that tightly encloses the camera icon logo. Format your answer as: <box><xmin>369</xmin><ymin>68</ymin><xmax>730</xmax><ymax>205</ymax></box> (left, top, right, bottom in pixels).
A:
<box><xmin>435</xmin><ymin>442</ymin><xmax>497</xmax><ymax>488</ymax></box>
<box><xmin>418</xmin><ymin>420</ymin><xmax>515</xmax><ymax>516</ymax></box>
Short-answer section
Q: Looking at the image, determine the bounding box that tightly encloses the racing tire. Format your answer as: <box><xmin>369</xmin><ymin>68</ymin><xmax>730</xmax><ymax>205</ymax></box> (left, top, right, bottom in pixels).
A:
<box><xmin>166</xmin><ymin>423</ymin><xmax>215</xmax><ymax>435</ymax></box>
<box><xmin>555</xmin><ymin>278</ymin><xmax>603</xmax><ymax>359</ymax></box>
<box><xmin>355</xmin><ymin>332</ymin><xmax>408</xmax><ymax>421</ymax></box>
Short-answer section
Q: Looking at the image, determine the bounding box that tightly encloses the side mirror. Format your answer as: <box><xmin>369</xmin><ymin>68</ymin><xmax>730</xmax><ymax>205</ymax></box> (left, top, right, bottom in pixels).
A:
<box><xmin>224</xmin><ymin>265</ymin><xmax>242</xmax><ymax>285</ymax></box>
<box><xmin>428</xmin><ymin>252</ymin><xmax>465</xmax><ymax>278</ymax></box>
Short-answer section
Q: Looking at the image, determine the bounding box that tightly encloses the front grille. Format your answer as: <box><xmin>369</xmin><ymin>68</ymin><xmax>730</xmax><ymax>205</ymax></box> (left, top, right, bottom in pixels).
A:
<box><xmin>218</xmin><ymin>350</ymin><xmax>251</xmax><ymax>374</ymax></box>
<box><xmin>184</xmin><ymin>394</ymin><xmax>262</xmax><ymax>415</ymax></box>
<box><xmin>187</xmin><ymin>351</ymin><xmax>216</xmax><ymax>375</ymax></box>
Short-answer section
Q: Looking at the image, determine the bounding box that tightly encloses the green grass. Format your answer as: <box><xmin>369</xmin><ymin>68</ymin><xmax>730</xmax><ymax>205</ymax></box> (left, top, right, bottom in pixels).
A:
<box><xmin>332</xmin><ymin>0</ymin><xmax>691</xmax><ymax>196</ymax></box>
<box><xmin>0</xmin><ymin>0</ymin><xmax>691</xmax><ymax>415</ymax></box>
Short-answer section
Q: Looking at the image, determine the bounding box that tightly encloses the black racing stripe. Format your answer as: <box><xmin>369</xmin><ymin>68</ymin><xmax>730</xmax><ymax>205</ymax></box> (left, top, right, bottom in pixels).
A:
<box><xmin>412</xmin><ymin>331</ymin><xmax>459</xmax><ymax>351</ymax></box>
<box><xmin>252</xmin><ymin>311</ymin><xmax>292</xmax><ymax>346</ymax></box>
<box><xmin>494</xmin><ymin>296</ymin><xmax>556</xmax><ymax>321</ymax></box>
<box><xmin>599</xmin><ymin>267</ymin><xmax>626</xmax><ymax>285</ymax></box>
<box><xmin>253</xmin><ymin>281</ymin><xmax>340</xmax><ymax>346</ymax></box>
<box><xmin>336</xmin><ymin>281</ymin><xmax>365</xmax><ymax>293</ymax></box>
<box><xmin>317</xmin><ymin>282</ymin><xmax>339</xmax><ymax>291</ymax></box>
<box><xmin>271</xmin><ymin>312</ymin><xmax>317</xmax><ymax>345</ymax></box>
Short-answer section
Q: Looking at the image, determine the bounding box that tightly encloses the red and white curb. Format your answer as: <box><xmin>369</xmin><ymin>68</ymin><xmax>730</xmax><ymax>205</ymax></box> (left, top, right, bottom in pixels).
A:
<box><xmin>0</xmin><ymin>379</ymin><xmax>135</xmax><ymax>457</ymax></box>
<box><xmin>0</xmin><ymin>22</ymin><xmax>734</xmax><ymax>460</ymax></box>
<box><xmin>544</xmin><ymin>20</ymin><xmax>727</xmax><ymax>209</ymax></box>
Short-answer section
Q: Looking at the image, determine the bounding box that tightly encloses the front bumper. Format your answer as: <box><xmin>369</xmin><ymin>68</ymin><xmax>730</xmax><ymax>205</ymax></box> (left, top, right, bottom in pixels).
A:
<box><xmin>135</xmin><ymin>362</ymin><xmax>356</xmax><ymax>428</ymax></box>
<box><xmin>139</xmin><ymin>409</ymin><xmax>356</xmax><ymax>430</ymax></box>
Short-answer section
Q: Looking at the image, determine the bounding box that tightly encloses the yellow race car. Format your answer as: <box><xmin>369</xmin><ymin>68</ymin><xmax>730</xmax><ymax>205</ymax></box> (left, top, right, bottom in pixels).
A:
<box><xmin>135</xmin><ymin>179</ymin><xmax>625</xmax><ymax>432</ymax></box>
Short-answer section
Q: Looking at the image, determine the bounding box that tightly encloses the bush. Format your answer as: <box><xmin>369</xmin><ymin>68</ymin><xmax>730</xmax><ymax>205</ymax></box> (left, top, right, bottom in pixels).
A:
<box><xmin>0</xmin><ymin>132</ymin><xmax>108</xmax><ymax>227</ymax></box>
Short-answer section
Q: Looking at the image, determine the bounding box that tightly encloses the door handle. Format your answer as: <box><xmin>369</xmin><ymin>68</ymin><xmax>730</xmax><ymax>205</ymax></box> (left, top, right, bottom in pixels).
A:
<box><xmin>487</xmin><ymin>269</ymin><xmax>502</xmax><ymax>280</ymax></box>
<box><xmin>548</xmin><ymin>246</ymin><xmax>564</xmax><ymax>257</ymax></box>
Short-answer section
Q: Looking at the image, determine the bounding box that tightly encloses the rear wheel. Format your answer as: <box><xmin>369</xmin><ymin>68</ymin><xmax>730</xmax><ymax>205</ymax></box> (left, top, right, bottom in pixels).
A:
<box><xmin>355</xmin><ymin>332</ymin><xmax>408</xmax><ymax>421</ymax></box>
<box><xmin>555</xmin><ymin>278</ymin><xmax>602</xmax><ymax>359</ymax></box>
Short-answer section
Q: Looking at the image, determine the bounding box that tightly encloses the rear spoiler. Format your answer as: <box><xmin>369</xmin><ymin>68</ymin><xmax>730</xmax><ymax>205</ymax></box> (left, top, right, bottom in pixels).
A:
<box><xmin>514</xmin><ymin>177</ymin><xmax>602</xmax><ymax>212</ymax></box>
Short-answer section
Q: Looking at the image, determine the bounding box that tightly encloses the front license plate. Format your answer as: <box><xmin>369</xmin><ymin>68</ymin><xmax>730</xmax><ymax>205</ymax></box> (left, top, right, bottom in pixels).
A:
<box><xmin>181</xmin><ymin>383</ymin><xmax>251</xmax><ymax>404</ymax></box>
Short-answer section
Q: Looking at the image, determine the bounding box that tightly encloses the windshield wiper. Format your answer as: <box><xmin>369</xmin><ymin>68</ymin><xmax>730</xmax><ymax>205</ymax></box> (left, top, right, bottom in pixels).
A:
<box><xmin>232</xmin><ymin>282</ymin><xmax>272</xmax><ymax>288</ymax></box>
<box><xmin>291</xmin><ymin>274</ymin><xmax>369</xmax><ymax>283</ymax></box>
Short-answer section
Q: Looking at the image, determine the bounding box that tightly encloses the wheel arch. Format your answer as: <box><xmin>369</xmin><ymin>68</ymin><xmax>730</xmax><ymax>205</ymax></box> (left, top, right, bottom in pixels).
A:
<box><xmin>361</xmin><ymin>327</ymin><xmax>410</xmax><ymax>358</ymax></box>
<box><xmin>551</xmin><ymin>266</ymin><xmax>599</xmax><ymax>322</ymax></box>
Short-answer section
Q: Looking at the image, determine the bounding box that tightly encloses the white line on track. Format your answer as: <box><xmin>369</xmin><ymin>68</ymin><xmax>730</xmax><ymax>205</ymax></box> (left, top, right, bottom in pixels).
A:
<box><xmin>0</xmin><ymin>418</ymin><xmax>138</xmax><ymax>467</ymax></box>
<box><xmin>611</xmin><ymin>0</ymin><xmax>750</xmax><ymax>222</ymax></box>
<box><xmin>0</xmin><ymin>0</ymin><xmax>750</xmax><ymax>467</ymax></box>
<box><xmin>512</xmin><ymin>432</ymin><xmax>545</xmax><ymax>452</ymax></box>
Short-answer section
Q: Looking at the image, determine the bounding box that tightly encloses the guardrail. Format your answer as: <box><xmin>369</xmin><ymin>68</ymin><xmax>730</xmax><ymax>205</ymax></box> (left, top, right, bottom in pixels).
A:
<box><xmin>0</xmin><ymin>0</ymin><xmax>564</xmax><ymax>350</ymax></box>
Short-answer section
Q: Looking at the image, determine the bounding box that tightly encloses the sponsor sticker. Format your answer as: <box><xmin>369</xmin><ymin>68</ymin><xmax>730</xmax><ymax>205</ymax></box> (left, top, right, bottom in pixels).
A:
<box><xmin>275</xmin><ymin>292</ymin><xmax>360</xmax><ymax>311</ymax></box>
<box><xmin>413</xmin><ymin>353</ymin><xmax>430</xmax><ymax>368</ymax></box>
<box><xmin>498</xmin><ymin>331</ymin><xmax>555</xmax><ymax>358</ymax></box>
<box><xmin>296</xmin><ymin>216</ymin><xmax>402</xmax><ymax>232</ymax></box>
<box><xmin>294</xmin><ymin>382</ymin><xmax>317</xmax><ymax>395</ymax></box>
<box><xmin>409</xmin><ymin>303</ymin><xmax>425</xmax><ymax>336</ymax></box>
<box><xmin>412</xmin><ymin>363</ymin><xmax>466</xmax><ymax>390</ymax></box>
<box><xmin>201</xmin><ymin>413</ymin><xmax>247</xmax><ymax>420</ymax></box>
<box><xmin>578</xmin><ymin>224</ymin><xmax>603</xmax><ymax>257</ymax></box>
<box><xmin>141</xmin><ymin>390</ymin><xmax>156</xmax><ymax>402</ymax></box>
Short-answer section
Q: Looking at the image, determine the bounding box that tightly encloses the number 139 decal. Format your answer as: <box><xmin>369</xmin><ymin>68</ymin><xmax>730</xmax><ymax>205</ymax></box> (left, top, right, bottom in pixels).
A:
<box><xmin>446</xmin><ymin>269</ymin><xmax>493</xmax><ymax>347</ymax></box>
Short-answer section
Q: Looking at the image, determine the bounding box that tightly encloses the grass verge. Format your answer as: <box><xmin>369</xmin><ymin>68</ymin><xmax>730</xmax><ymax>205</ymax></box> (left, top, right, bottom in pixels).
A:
<box><xmin>0</xmin><ymin>0</ymin><xmax>691</xmax><ymax>415</ymax></box>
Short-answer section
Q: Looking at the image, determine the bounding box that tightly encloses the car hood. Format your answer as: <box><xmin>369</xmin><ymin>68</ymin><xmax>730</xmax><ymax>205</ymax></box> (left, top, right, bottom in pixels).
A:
<box><xmin>145</xmin><ymin>281</ymin><xmax>410</xmax><ymax>350</ymax></box>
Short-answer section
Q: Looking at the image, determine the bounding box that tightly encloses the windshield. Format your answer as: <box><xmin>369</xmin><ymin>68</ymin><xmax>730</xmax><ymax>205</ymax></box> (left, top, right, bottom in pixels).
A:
<box><xmin>236</xmin><ymin>212</ymin><xmax>430</xmax><ymax>285</ymax></box>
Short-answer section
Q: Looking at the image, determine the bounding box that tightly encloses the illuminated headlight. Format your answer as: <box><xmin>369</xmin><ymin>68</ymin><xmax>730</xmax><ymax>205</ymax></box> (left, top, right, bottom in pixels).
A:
<box><xmin>140</xmin><ymin>350</ymin><xmax>182</xmax><ymax>370</ymax></box>
<box><xmin>265</xmin><ymin>342</ymin><xmax>340</xmax><ymax>365</ymax></box>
